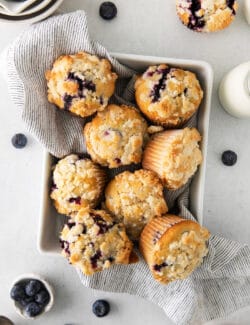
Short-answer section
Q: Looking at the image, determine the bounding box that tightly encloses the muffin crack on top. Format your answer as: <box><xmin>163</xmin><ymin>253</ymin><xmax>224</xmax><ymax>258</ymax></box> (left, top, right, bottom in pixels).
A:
<box><xmin>176</xmin><ymin>0</ymin><xmax>238</xmax><ymax>32</ymax></box>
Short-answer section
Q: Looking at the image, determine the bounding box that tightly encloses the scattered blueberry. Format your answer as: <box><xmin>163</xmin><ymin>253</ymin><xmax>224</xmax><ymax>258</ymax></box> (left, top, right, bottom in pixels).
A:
<box><xmin>25</xmin><ymin>280</ymin><xmax>42</xmax><ymax>297</ymax></box>
<box><xmin>10</xmin><ymin>284</ymin><xmax>26</xmax><ymax>301</ymax></box>
<box><xmin>11</xmin><ymin>133</ymin><xmax>27</xmax><ymax>149</ymax></box>
<box><xmin>25</xmin><ymin>302</ymin><xmax>42</xmax><ymax>317</ymax></box>
<box><xmin>92</xmin><ymin>300</ymin><xmax>110</xmax><ymax>317</ymax></box>
<box><xmin>221</xmin><ymin>150</ymin><xmax>237</xmax><ymax>166</ymax></box>
<box><xmin>35</xmin><ymin>290</ymin><xmax>50</xmax><ymax>306</ymax></box>
<box><xmin>99</xmin><ymin>2</ymin><xmax>117</xmax><ymax>20</ymax></box>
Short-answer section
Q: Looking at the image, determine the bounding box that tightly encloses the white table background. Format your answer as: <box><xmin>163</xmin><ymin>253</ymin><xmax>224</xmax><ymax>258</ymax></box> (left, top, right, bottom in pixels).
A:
<box><xmin>0</xmin><ymin>0</ymin><xmax>250</xmax><ymax>324</ymax></box>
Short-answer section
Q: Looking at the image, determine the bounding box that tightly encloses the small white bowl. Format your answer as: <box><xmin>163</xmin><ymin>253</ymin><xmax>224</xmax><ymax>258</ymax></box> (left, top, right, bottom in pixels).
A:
<box><xmin>0</xmin><ymin>0</ymin><xmax>64</xmax><ymax>24</ymax></box>
<box><xmin>0</xmin><ymin>316</ymin><xmax>14</xmax><ymax>325</ymax></box>
<box><xmin>0</xmin><ymin>0</ymin><xmax>39</xmax><ymax>14</ymax></box>
<box><xmin>0</xmin><ymin>0</ymin><xmax>52</xmax><ymax>17</ymax></box>
<box><xmin>10</xmin><ymin>273</ymin><xmax>54</xmax><ymax>319</ymax></box>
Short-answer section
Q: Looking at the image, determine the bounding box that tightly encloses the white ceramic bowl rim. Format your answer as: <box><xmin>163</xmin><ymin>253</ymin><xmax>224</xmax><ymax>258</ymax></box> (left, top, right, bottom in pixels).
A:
<box><xmin>0</xmin><ymin>0</ymin><xmax>52</xmax><ymax>17</ymax></box>
<box><xmin>11</xmin><ymin>273</ymin><xmax>54</xmax><ymax>319</ymax></box>
<box><xmin>0</xmin><ymin>0</ymin><xmax>63</xmax><ymax>22</ymax></box>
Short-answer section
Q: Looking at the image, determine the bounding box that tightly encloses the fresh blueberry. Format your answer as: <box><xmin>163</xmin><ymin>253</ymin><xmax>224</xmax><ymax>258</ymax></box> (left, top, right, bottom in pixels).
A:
<box><xmin>25</xmin><ymin>280</ymin><xmax>42</xmax><ymax>297</ymax></box>
<box><xmin>99</xmin><ymin>2</ymin><xmax>117</xmax><ymax>20</ymax></box>
<box><xmin>35</xmin><ymin>290</ymin><xmax>50</xmax><ymax>306</ymax></box>
<box><xmin>11</xmin><ymin>133</ymin><xmax>27</xmax><ymax>149</ymax></box>
<box><xmin>25</xmin><ymin>302</ymin><xmax>42</xmax><ymax>317</ymax></box>
<box><xmin>92</xmin><ymin>300</ymin><xmax>110</xmax><ymax>317</ymax></box>
<box><xmin>221</xmin><ymin>150</ymin><xmax>237</xmax><ymax>166</ymax></box>
<box><xmin>10</xmin><ymin>284</ymin><xmax>26</xmax><ymax>301</ymax></box>
<box><xmin>19</xmin><ymin>296</ymin><xmax>33</xmax><ymax>307</ymax></box>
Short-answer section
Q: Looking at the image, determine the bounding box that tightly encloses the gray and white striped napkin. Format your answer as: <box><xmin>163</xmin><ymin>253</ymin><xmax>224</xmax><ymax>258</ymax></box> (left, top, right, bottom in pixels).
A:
<box><xmin>4</xmin><ymin>11</ymin><xmax>250</xmax><ymax>325</ymax></box>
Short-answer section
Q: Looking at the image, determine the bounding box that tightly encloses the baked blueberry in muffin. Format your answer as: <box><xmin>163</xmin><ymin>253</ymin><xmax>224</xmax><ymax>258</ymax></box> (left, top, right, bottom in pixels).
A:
<box><xmin>176</xmin><ymin>0</ymin><xmax>238</xmax><ymax>32</ymax></box>
<box><xmin>135</xmin><ymin>64</ymin><xmax>203</xmax><ymax>128</ymax></box>
<box><xmin>60</xmin><ymin>208</ymin><xmax>135</xmax><ymax>275</ymax></box>
<box><xmin>46</xmin><ymin>52</ymin><xmax>117</xmax><ymax>118</ymax></box>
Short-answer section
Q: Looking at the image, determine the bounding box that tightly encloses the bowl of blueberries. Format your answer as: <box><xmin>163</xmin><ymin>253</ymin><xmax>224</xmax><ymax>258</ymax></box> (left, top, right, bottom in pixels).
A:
<box><xmin>10</xmin><ymin>273</ymin><xmax>54</xmax><ymax>319</ymax></box>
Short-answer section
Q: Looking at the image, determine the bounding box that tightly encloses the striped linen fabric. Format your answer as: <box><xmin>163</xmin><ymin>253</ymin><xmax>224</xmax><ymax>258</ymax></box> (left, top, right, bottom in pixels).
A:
<box><xmin>5</xmin><ymin>11</ymin><xmax>250</xmax><ymax>325</ymax></box>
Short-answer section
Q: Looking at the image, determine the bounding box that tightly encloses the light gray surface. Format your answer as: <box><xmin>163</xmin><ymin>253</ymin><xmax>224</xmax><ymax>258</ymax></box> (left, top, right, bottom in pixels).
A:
<box><xmin>0</xmin><ymin>1</ymin><xmax>249</xmax><ymax>324</ymax></box>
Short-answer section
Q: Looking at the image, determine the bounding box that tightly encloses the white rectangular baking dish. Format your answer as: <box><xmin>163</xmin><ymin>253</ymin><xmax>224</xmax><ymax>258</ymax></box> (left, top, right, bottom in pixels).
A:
<box><xmin>37</xmin><ymin>52</ymin><xmax>213</xmax><ymax>255</ymax></box>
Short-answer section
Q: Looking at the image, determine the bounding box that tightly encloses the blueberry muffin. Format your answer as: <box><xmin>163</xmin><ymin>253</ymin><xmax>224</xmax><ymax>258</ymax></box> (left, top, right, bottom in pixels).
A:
<box><xmin>105</xmin><ymin>170</ymin><xmax>168</xmax><ymax>240</ymax></box>
<box><xmin>84</xmin><ymin>104</ymin><xmax>148</xmax><ymax>168</ymax></box>
<box><xmin>176</xmin><ymin>0</ymin><xmax>238</xmax><ymax>32</ymax></box>
<box><xmin>142</xmin><ymin>128</ymin><xmax>202</xmax><ymax>190</ymax></box>
<box><xmin>45</xmin><ymin>52</ymin><xmax>117</xmax><ymax>118</ymax></box>
<box><xmin>140</xmin><ymin>214</ymin><xmax>210</xmax><ymax>284</ymax></box>
<box><xmin>135</xmin><ymin>64</ymin><xmax>203</xmax><ymax>128</ymax></box>
<box><xmin>60</xmin><ymin>208</ymin><xmax>135</xmax><ymax>275</ymax></box>
<box><xmin>50</xmin><ymin>155</ymin><xmax>106</xmax><ymax>215</ymax></box>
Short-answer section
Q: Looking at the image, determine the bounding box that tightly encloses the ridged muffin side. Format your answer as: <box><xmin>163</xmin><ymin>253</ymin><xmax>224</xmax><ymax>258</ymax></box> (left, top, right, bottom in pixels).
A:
<box><xmin>142</xmin><ymin>128</ymin><xmax>202</xmax><ymax>190</ymax></box>
<box><xmin>140</xmin><ymin>215</ymin><xmax>210</xmax><ymax>284</ymax></box>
